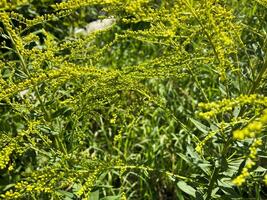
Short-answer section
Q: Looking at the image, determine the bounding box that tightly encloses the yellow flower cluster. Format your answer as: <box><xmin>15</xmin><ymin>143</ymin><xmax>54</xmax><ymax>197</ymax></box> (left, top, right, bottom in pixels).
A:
<box><xmin>0</xmin><ymin>190</ymin><xmax>21</xmax><ymax>199</ymax></box>
<box><xmin>232</xmin><ymin>139</ymin><xmax>263</xmax><ymax>186</ymax></box>
<box><xmin>232</xmin><ymin>167</ymin><xmax>250</xmax><ymax>186</ymax></box>
<box><xmin>233</xmin><ymin>109</ymin><xmax>267</xmax><ymax>140</ymax></box>
<box><xmin>1</xmin><ymin>156</ymin><xmax>83</xmax><ymax>199</ymax></box>
<box><xmin>256</xmin><ymin>0</ymin><xmax>267</xmax><ymax>8</ymax></box>
<box><xmin>120</xmin><ymin>192</ymin><xmax>127</xmax><ymax>200</ymax></box>
<box><xmin>124</xmin><ymin>0</ymin><xmax>149</xmax><ymax>14</ymax></box>
<box><xmin>0</xmin><ymin>0</ymin><xmax>28</xmax><ymax>10</ymax></box>
<box><xmin>198</xmin><ymin>94</ymin><xmax>267</xmax><ymax>120</ymax></box>
<box><xmin>0</xmin><ymin>63</ymin><xmax>105</xmax><ymax>101</ymax></box>
<box><xmin>195</xmin><ymin>131</ymin><xmax>217</xmax><ymax>153</ymax></box>
<box><xmin>52</xmin><ymin>0</ymin><xmax>119</xmax><ymax>11</ymax></box>
<box><xmin>1</xmin><ymin>179</ymin><xmax>53</xmax><ymax>199</ymax></box>
<box><xmin>0</xmin><ymin>12</ymin><xmax>24</xmax><ymax>52</ymax></box>
<box><xmin>22</xmin><ymin>33</ymin><xmax>40</xmax><ymax>46</ymax></box>
<box><xmin>0</xmin><ymin>120</ymin><xmax>42</xmax><ymax>172</ymax></box>
<box><xmin>25</xmin><ymin>10</ymin><xmax>72</xmax><ymax>27</ymax></box>
<box><xmin>0</xmin><ymin>144</ymin><xmax>15</xmax><ymax>170</ymax></box>
<box><xmin>264</xmin><ymin>174</ymin><xmax>267</xmax><ymax>185</ymax></box>
<box><xmin>76</xmin><ymin>168</ymin><xmax>101</xmax><ymax>197</ymax></box>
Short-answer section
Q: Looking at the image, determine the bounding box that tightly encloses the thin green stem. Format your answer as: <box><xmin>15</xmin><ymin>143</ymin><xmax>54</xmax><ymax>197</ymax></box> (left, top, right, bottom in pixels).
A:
<box><xmin>206</xmin><ymin>135</ymin><xmax>233</xmax><ymax>199</ymax></box>
<box><xmin>248</xmin><ymin>50</ymin><xmax>267</xmax><ymax>94</ymax></box>
<box><xmin>206</xmin><ymin>166</ymin><xmax>219</xmax><ymax>200</ymax></box>
<box><xmin>255</xmin><ymin>183</ymin><xmax>260</xmax><ymax>200</ymax></box>
<box><xmin>183</xmin><ymin>0</ymin><xmax>220</xmax><ymax>63</ymax></box>
<box><xmin>112</xmin><ymin>165</ymin><xmax>189</xmax><ymax>181</ymax></box>
<box><xmin>188</xmin><ymin>65</ymin><xmax>209</xmax><ymax>102</ymax></box>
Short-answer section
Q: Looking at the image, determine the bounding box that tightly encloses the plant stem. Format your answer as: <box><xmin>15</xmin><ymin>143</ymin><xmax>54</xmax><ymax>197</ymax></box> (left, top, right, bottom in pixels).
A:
<box><xmin>237</xmin><ymin>47</ymin><xmax>267</xmax><ymax>117</ymax></box>
<box><xmin>248</xmin><ymin>50</ymin><xmax>267</xmax><ymax>94</ymax></box>
<box><xmin>183</xmin><ymin>0</ymin><xmax>220</xmax><ymax>63</ymax></box>
<box><xmin>206</xmin><ymin>166</ymin><xmax>219</xmax><ymax>199</ymax></box>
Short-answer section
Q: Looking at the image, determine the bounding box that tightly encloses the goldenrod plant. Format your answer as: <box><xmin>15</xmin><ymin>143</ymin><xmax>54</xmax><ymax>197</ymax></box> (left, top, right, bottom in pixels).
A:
<box><xmin>0</xmin><ymin>0</ymin><xmax>267</xmax><ymax>199</ymax></box>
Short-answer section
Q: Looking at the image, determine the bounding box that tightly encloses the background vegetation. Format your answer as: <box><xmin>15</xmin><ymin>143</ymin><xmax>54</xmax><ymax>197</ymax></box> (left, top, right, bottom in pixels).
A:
<box><xmin>0</xmin><ymin>0</ymin><xmax>267</xmax><ymax>199</ymax></box>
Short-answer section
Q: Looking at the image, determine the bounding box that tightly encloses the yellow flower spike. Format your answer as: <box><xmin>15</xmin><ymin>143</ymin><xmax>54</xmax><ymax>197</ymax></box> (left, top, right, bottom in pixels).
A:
<box><xmin>232</xmin><ymin>175</ymin><xmax>246</xmax><ymax>186</ymax></box>
<box><xmin>246</xmin><ymin>159</ymin><xmax>255</xmax><ymax>169</ymax></box>
<box><xmin>232</xmin><ymin>138</ymin><xmax>263</xmax><ymax>186</ymax></box>
<box><xmin>249</xmin><ymin>132</ymin><xmax>256</xmax><ymax>138</ymax></box>
<box><xmin>241</xmin><ymin>168</ymin><xmax>249</xmax><ymax>177</ymax></box>
<box><xmin>195</xmin><ymin>131</ymin><xmax>217</xmax><ymax>154</ymax></box>
<box><xmin>233</xmin><ymin>130</ymin><xmax>245</xmax><ymax>140</ymax></box>
<box><xmin>249</xmin><ymin>147</ymin><xmax>257</xmax><ymax>159</ymax></box>
<box><xmin>198</xmin><ymin>95</ymin><xmax>267</xmax><ymax>122</ymax></box>
<box><xmin>264</xmin><ymin>175</ymin><xmax>267</xmax><ymax>185</ymax></box>
<box><xmin>255</xmin><ymin>139</ymin><xmax>263</xmax><ymax>146</ymax></box>
<box><xmin>248</xmin><ymin>121</ymin><xmax>263</xmax><ymax>131</ymax></box>
<box><xmin>232</xmin><ymin>168</ymin><xmax>250</xmax><ymax>186</ymax></box>
<box><xmin>195</xmin><ymin>145</ymin><xmax>202</xmax><ymax>153</ymax></box>
<box><xmin>8</xmin><ymin>164</ymin><xmax>14</xmax><ymax>172</ymax></box>
<box><xmin>120</xmin><ymin>192</ymin><xmax>127</xmax><ymax>200</ymax></box>
<box><xmin>260</xmin><ymin>109</ymin><xmax>267</xmax><ymax>122</ymax></box>
<box><xmin>233</xmin><ymin>112</ymin><xmax>266</xmax><ymax>140</ymax></box>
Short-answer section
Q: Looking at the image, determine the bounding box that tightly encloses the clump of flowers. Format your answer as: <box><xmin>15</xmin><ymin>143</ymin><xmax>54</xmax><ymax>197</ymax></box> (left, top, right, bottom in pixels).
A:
<box><xmin>231</xmin><ymin>109</ymin><xmax>267</xmax><ymax>186</ymax></box>
<box><xmin>232</xmin><ymin>138</ymin><xmax>263</xmax><ymax>186</ymax></box>
<box><xmin>198</xmin><ymin>94</ymin><xmax>267</xmax><ymax>120</ymax></box>
<box><xmin>195</xmin><ymin>131</ymin><xmax>216</xmax><ymax>154</ymax></box>
<box><xmin>264</xmin><ymin>174</ymin><xmax>267</xmax><ymax>185</ymax></box>
<box><xmin>233</xmin><ymin>109</ymin><xmax>267</xmax><ymax>140</ymax></box>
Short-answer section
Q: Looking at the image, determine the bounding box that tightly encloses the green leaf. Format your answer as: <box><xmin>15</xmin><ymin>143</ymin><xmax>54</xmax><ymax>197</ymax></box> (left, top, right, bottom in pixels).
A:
<box><xmin>254</xmin><ymin>166</ymin><xmax>267</xmax><ymax>172</ymax></box>
<box><xmin>89</xmin><ymin>190</ymin><xmax>99</xmax><ymax>200</ymax></box>
<box><xmin>101</xmin><ymin>195</ymin><xmax>120</xmax><ymax>200</ymax></box>
<box><xmin>233</xmin><ymin>106</ymin><xmax>241</xmax><ymax>118</ymax></box>
<box><xmin>56</xmin><ymin>190</ymin><xmax>74</xmax><ymax>199</ymax></box>
<box><xmin>177</xmin><ymin>153</ymin><xmax>192</xmax><ymax>165</ymax></box>
<box><xmin>177</xmin><ymin>181</ymin><xmax>196</xmax><ymax>198</ymax></box>
<box><xmin>189</xmin><ymin>118</ymin><xmax>209</xmax><ymax>134</ymax></box>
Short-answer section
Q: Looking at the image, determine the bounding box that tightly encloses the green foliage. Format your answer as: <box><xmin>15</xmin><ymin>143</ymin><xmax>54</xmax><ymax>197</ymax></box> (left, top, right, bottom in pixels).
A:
<box><xmin>0</xmin><ymin>0</ymin><xmax>267</xmax><ymax>199</ymax></box>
